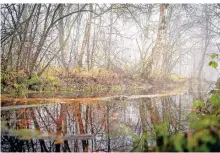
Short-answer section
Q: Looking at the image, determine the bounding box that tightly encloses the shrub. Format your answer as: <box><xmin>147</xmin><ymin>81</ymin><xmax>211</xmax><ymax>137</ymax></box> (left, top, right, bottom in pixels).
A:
<box><xmin>28</xmin><ymin>74</ymin><xmax>42</xmax><ymax>91</ymax></box>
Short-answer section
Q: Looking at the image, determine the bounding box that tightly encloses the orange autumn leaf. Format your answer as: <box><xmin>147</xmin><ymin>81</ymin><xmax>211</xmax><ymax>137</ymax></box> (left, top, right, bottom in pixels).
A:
<box><xmin>55</xmin><ymin>139</ymin><xmax>64</xmax><ymax>144</ymax></box>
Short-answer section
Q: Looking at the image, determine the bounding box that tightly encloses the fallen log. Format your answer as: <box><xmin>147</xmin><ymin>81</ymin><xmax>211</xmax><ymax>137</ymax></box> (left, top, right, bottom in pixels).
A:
<box><xmin>1</xmin><ymin>91</ymin><xmax>188</xmax><ymax>107</ymax></box>
<box><xmin>101</xmin><ymin>91</ymin><xmax>188</xmax><ymax>102</ymax></box>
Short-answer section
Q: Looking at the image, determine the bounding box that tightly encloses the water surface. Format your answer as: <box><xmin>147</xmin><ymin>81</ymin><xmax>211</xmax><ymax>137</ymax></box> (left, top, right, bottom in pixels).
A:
<box><xmin>1</xmin><ymin>83</ymin><xmax>213</xmax><ymax>152</ymax></box>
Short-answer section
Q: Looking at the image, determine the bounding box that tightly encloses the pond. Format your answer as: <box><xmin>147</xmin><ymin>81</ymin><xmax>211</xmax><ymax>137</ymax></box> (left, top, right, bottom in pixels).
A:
<box><xmin>0</xmin><ymin>83</ymin><xmax>213</xmax><ymax>152</ymax></box>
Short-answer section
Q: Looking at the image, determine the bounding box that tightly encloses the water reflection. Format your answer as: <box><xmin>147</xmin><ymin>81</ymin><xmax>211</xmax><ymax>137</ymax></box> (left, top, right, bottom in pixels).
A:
<box><xmin>1</xmin><ymin>93</ymin><xmax>199</xmax><ymax>152</ymax></box>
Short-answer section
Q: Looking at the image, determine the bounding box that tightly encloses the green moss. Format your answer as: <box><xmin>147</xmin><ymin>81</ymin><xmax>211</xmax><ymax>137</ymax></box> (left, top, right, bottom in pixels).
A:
<box><xmin>41</xmin><ymin>74</ymin><xmax>61</xmax><ymax>91</ymax></box>
<box><xmin>13</xmin><ymin>82</ymin><xmax>28</xmax><ymax>97</ymax></box>
<box><xmin>27</xmin><ymin>74</ymin><xmax>42</xmax><ymax>91</ymax></box>
<box><xmin>28</xmin><ymin>74</ymin><xmax>41</xmax><ymax>85</ymax></box>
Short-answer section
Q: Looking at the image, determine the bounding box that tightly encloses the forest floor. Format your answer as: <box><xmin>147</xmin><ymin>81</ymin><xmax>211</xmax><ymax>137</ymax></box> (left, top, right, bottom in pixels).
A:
<box><xmin>1</xmin><ymin>68</ymin><xmax>189</xmax><ymax>100</ymax></box>
<box><xmin>57</xmin><ymin>68</ymin><xmax>189</xmax><ymax>94</ymax></box>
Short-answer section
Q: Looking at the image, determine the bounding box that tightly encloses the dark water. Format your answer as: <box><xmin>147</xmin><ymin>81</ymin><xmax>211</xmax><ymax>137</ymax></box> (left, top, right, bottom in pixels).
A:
<box><xmin>1</xmin><ymin>82</ymin><xmax>213</xmax><ymax>152</ymax></box>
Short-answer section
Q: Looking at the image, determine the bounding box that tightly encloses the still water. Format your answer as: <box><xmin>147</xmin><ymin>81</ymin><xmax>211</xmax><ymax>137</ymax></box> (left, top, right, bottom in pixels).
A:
<box><xmin>1</xmin><ymin>86</ymin><xmax>212</xmax><ymax>152</ymax></box>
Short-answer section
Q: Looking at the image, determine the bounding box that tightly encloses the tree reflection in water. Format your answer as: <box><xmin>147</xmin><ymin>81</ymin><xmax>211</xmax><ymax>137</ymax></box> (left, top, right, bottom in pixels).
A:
<box><xmin>1</xmin><ymin>93</ymin><xmax>196</xmax><ymax>152</ymax></box>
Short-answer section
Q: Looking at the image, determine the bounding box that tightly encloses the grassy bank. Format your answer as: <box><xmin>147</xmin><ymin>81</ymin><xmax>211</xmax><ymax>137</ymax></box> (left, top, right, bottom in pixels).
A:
<box><xmin>1</xmin><ymin>68</ymin><xmax>188</xmax><ymax>98</ymax></box>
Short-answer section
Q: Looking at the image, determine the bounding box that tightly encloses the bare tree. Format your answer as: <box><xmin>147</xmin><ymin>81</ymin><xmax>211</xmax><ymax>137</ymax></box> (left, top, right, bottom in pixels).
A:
<box><xmin>77</xmin><ymin>4</ymin><xmax>93</xmax><ymax>68</ymax></box>
<box><xmin>149</xmin><ymin>4</ymin><xmax>169</xmax><ymax>79</ymax></box>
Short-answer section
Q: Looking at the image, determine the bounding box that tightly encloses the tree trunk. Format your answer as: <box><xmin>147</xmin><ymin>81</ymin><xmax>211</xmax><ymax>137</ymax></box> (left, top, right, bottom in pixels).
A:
<box><xmin>86</xmin><ymin>4</ymin><xmax>93</xmax><ymax>70</ymax></box>
<box><xmin>78</xmin><ymin>5</ymin><xmax>93</xmax><ymax>68</ymax></box>
<box><xmin>73</xmin><ymin>103</ymin><xmax>88</xmax><ymax>152</ymax></box>
<box><xmin>196</xmin><ymin>4</ymin><xmax>209</xmax><ymax>79</ymax></box>
<box><xmin>55</xmin><ymin>104</ymin><xmax>65</xmax><ymax>152</ymax></box>
<box><xmin>58</xmin><ymin>4</ymin><xmax>68</xmax><ymax>74</ymax></box>
<box><xmin>150</xmin><ymin>4</ymin><xmax>169</xmax><ymax>79</ymax></box>
<box><xmin>30</xmin><ymin>108</ymin><xmax>48</xmax><ymax>152</ymax></box>
<box><xmin>107</xmin><ymin>8</ymin><xmax>113</xmax><ymax>69</ymax></box>
<box><xmin>138</xmin><ymin>100</ymin><xmax>148</xmax><ymax>151</ymax></box>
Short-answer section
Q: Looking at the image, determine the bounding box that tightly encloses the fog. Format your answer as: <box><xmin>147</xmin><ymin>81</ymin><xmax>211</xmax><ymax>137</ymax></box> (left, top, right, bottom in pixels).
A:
<box><xmin>1</xmin><ymin>4</ymin><xmax>220</xmax><ymax>81</ymax></box>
